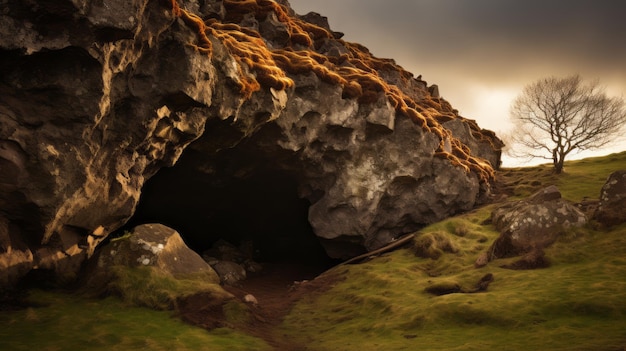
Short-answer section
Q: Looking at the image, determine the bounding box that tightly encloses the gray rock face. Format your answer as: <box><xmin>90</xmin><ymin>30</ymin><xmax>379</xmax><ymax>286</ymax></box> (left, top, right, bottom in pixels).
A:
<box><xmin>1</xmin><ymin>0</ymin><xmax>214</xmax><ymax>285</ymax></box>
<box><xmin>488</xmin><ymin>186</ymin><xmax>587</xmax><ymax>259</ymax></box>
<box><xmin>0</xmin><ymin>0</ymin><xmax>502</xmax><ymax>284</ymax></box>
<box><xmin>594</xmin><ymin>170</ymin><xmax>626</xmax><ymax>226</ymax></box>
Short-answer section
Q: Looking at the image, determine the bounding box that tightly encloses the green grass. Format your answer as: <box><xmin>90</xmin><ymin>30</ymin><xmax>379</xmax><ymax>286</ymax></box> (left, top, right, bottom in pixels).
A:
<box><xmin>0</xmin><ymin>266</ymin><xmax>266</xmax><ymax>350</ymax></box>
<box><xmin>0</xmin><ymin>290</ymin><xmax>271</xmax><ymax>351</ymax></box>
<box><xmin>281</xmin><ymin>223</ymin><xmax>626</xmax><ymax>351</ymax></box>
<box><xmin>280</xmin><ymin>152</ymin><xmax>626</xmax><ymax>351</ymax></box>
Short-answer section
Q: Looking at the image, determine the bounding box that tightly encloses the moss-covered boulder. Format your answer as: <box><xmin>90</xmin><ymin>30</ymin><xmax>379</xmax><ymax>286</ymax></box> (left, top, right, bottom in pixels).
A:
<box><xmin>96</xmin><ymin>223</ymin><xmax>219</xmax><ymax>281</ymax></box>
<box><xmin>488</xmin><ymin>186</ymin><xmax>587</xmax><ymax>259</ymax></box>
<box><xmin>84</xmin><ymin>223</ymin><xmax>230</xmax><ymax>311</ymax></box>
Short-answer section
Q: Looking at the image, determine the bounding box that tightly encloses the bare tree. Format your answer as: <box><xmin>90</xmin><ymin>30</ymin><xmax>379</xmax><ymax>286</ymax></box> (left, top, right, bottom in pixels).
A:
<box><xmin>508</xmin><ymin>74</ymin><xmax>626</xmax><ymax>173</ymax></box>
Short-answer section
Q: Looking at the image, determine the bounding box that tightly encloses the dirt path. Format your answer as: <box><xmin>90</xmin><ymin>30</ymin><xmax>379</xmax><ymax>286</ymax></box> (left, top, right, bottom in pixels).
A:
<box><xmin>222</xmin><ymin>263</ymin><xmax>339</xmax><ymax>350</ymax></box>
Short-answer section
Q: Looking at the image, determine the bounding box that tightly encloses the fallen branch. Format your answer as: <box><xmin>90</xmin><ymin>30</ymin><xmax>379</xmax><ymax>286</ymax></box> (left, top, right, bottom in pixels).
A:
<box><xmin>338</xmin><ymin>233</ymin><xmax>415</xmax><ymax>266</ymax></box>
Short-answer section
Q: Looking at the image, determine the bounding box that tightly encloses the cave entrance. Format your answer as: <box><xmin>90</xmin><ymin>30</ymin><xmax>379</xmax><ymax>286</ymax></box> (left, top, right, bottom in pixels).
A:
<box><xmin>127</xmin><ymin>150</ymin><xmax>338</xmax><ymax>279</ymax></box>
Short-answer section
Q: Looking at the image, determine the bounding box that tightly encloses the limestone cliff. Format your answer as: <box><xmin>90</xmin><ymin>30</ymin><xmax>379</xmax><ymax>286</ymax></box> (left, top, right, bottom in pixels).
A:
<box><xmin>0</xmin><ymin>0</ymin><xmax>502</xmax><ymax>285</ymax></box>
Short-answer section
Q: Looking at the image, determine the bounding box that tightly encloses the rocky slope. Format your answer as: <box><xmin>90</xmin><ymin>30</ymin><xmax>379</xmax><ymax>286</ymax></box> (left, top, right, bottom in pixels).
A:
<box><xmin>0</xmin><ymin>0</ymin><xmax>502</xmax><ymax>285</ymax></box>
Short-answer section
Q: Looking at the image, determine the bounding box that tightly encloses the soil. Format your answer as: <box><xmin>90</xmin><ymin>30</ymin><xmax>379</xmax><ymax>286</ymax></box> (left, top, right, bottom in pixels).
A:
<box><xmin>178</xmin><ymin>262</ymin><xmax>344</xmax><ymax>350</ymax></box>
<box><xmin>176</xmin><ymin>233</ymin><xmax>419</xmax><ymax>349</ymax></box>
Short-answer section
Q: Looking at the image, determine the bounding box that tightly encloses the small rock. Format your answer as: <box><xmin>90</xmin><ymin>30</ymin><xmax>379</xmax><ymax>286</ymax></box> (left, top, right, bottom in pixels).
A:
<box><xmin>212</xmin><ymin>261</ymin><xmax>247</xmax><ymax>285</ymax></box>
<box><xmin>474</xmin><ymin>252</ymin><xmax>489</xmax><ymax>268</ymax></box>
<box><xmin>243</xmin><ymin>294</ymin><xmax>258</xmax><ymax>305</ymax></box>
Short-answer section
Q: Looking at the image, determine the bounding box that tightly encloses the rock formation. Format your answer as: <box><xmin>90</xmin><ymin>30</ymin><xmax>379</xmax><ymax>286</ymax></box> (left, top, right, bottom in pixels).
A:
<box><xmin>90</xmin><ymin>223</ymin><xmax>220</xmax><ymax>284</ymax></box>
<box><xmin>484</xmin><ymin>186</ymin><xmax>586</xmax><ymax>262</ymax></box>
<box><xmin>594</xmin><ymin>170</ymin><xmax>626</xmax><ymax>227</ymax></box>
<box><xmin>0</xmin><ymin>0</ymin><xmax>502</xmax><ymax>286</ymax></box>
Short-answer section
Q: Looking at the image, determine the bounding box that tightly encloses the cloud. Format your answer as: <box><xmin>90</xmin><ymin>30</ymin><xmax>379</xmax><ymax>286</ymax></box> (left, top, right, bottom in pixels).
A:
<box><xmin>288</xmin><ymin>0</ymin><xmax>626</xmax><ymax>83</ymax></box>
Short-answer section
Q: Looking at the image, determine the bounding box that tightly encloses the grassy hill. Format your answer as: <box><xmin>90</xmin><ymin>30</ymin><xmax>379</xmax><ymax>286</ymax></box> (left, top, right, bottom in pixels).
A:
<box><xmin>279</xmin><ymin>151</ymin><xmax>626</xmax><ymax>350</ymax></box>
<box><xmin>1</xmin><ymin>151</ymin><xmax>625</xmax><ymax>350</ymax></box>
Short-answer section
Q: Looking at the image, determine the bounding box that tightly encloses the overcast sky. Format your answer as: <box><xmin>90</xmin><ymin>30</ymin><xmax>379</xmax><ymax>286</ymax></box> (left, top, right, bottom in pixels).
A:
<box><xmin>287</xmin><ymin>0</ymin><xmax>626</xmax><ymax>166</ymax></box>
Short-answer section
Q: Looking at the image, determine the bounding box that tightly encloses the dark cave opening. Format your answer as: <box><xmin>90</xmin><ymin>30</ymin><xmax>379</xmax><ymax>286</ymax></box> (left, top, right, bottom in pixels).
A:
<box><xmin>126</xmin><ymin>152</ymin><xmax>339</xmax><ymax>272</ymax></box>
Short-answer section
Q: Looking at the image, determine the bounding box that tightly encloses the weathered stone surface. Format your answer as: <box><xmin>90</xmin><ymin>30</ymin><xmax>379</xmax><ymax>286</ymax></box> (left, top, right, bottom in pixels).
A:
<box><xmin>0</xmin><ymin>0</ymin><xmax>502</xmax><ymax>283</ymax></box>
<box><xmin>0</xmin><ymin>0</ymin><xmax>218</xmax><ymax>284</ymax></box>
<box><xmin>487</xmin><ymin>186</ymin><xmax>587</xmax><ymax>259</ymax></box>
<box><xmin>594</xmin><ymin>170</ymin><xmax>626</xmax><ymax>226</ymax></box>
<box><xmin>93</xmin><ymin>223</ymin><xmax>219</xmax><ymax>281</ymax></box>
<box><xmin>212</xmin><ymin>261</ymin><xmax>247</xmax><ymax>285</ymax></box>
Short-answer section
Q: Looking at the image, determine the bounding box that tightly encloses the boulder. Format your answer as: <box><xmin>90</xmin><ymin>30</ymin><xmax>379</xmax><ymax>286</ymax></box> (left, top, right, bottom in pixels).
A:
<box><xmin>93</xmin><ymin>223</ymin><xmax>219</xmax><ymax>282</ymax></box>
<box><xmin>86</xmin><ymin>223</ymin><xmax>232</xmax><ymax>316</ymax></box>
<box><xmin>487</xmin><ymin>186</ymin><xmax>586</xmax><ymax>259</ymax></box>
<box><xmin>594</xmin><ymin>170</ymin><xmax>626</xmax><ymax>226</ymax></box>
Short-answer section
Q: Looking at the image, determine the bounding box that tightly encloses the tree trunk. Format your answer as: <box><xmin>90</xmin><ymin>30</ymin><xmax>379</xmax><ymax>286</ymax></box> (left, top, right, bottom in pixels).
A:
<box><xmin>554</xmin><ymin>155</ymin><xmax>565</xmax><ymax>174</ymax></box>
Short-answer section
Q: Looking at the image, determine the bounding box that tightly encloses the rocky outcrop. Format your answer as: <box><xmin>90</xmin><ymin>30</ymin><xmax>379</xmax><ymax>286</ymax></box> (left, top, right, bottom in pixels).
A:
<box><xmin>1</xmin><ymin>0</ymin><xmax>215</xmax><ymax>285</ymax></box>
<box><xmin>594</xmin><ymin>170</ymin><xmax>626</xmax><ymax>226</ymax></box>
<box><xmin>482</xmin><ymin>186</ymin><xmax>586</xmax><ymax>263</ymax></box>
<box><xmin>0</xmin><ymin>0</ymin><xmax>502</xmax><ymax>285</ymax></box>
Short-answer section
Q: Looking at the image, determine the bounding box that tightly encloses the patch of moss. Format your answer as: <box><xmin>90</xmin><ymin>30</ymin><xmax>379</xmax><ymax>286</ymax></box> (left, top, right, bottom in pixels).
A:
<box><xmin>106</xmin><ymin>265</ymin><xmax>231</xmax><ymax>310</ymax></box>
<box><xmin>223</xmin><ymin>300</ymin><xmax>252</xmax><ymax>325</ymax></box>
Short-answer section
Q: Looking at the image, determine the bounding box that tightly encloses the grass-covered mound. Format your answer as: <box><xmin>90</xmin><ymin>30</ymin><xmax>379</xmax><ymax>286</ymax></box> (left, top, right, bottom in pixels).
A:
<box><xmin>280</xmin><ymin>151</ymin><xmax>626</xmax><ymax>350</ymax></box>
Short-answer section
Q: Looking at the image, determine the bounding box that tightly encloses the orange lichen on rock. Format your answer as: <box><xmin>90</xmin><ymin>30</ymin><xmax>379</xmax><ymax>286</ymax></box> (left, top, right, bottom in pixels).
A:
<box><xmin>171</xmin><ymin>0</ymin><xmax>213</xmax><ymax>54</ymax></box>
<box><xmin>167</xmin><ymin>0</ymin><xmax>498</xmax><ymax>182</ymax></box>
<box><xmin>204</xmin><ymin>19</ymin><xmax>295</xmax><ymax>96</ymax></box>
<box><xmin>171</xmin><ymin>0</ymin><xmax>294</xmax><ymax>98</ymax></box>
